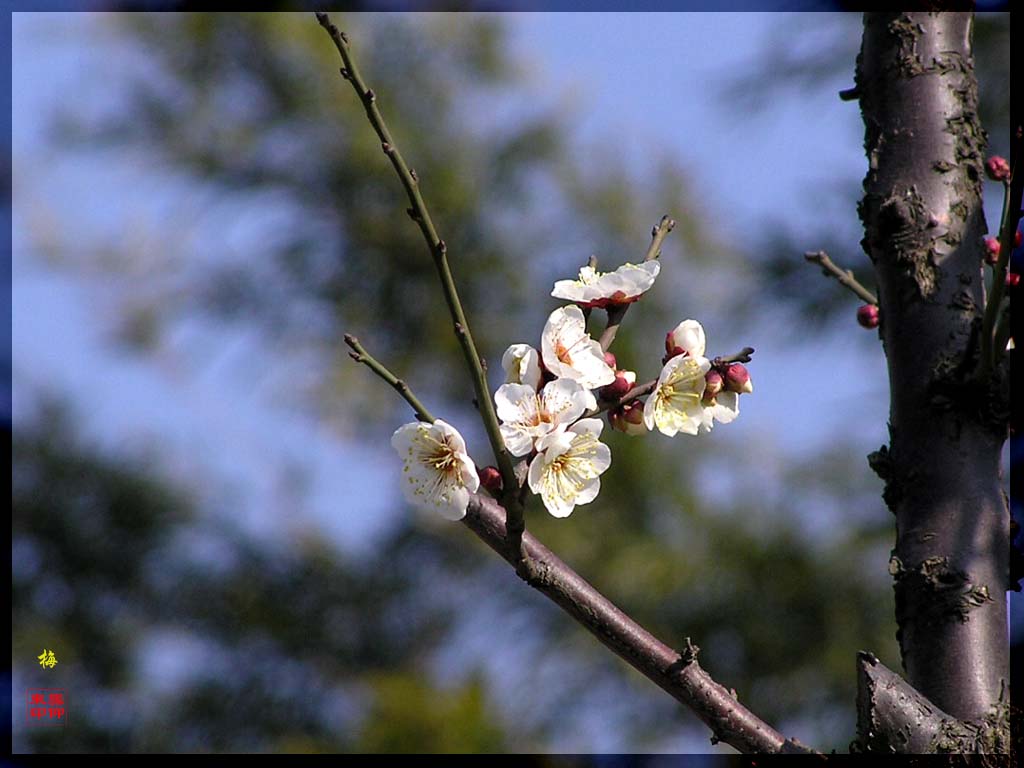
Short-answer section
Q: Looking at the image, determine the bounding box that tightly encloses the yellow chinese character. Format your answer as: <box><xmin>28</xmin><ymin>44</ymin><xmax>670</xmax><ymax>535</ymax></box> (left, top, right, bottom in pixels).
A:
<box><xmin>37</xmin><ymin>649</ymin><xmax>58</xmax><ymax>669</ymax></box>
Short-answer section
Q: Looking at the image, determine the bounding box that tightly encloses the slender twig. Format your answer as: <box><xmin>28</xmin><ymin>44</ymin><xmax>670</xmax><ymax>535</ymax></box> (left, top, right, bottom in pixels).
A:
<box><xmin>315</xmin><ymin>13</ymin><xmax>524</xmax><ymax>552</ymax></box>
<box><xmin>980</xmin><ymin>178</ymin><xmax>1015</xmax><ymax>375</ymax></box>
<box><xmin>596</xmin><ymin>379</ymin><xmax>657</xmax><ymax>414</ymax></box>
<box><xmin>594</xmin><ymin>347</ymin><xmax>755</xmax><ymax>415</ymax></box>
<box><xmin>463</xmin><ymin>493</ymin><xmax>814</xmax><ymax>755</ymax></box>
<box><xmin>804</xmin><ymin>250</ymin><xmax>878</xmax><ymax>305</ymax></box>
<box><xmin>712</xmin><ymin>347</ymin><xmax>755</xmax><ymax>366</ymax></box>
<box><xmin>599</xmin><ymin>215</ymin><xmax>675</xmax><ymax>352</ymax></box>
<box><xmin>344</xmin><ymin>334</ymin><xmax>436</xmax><ymax>423</ymax></box>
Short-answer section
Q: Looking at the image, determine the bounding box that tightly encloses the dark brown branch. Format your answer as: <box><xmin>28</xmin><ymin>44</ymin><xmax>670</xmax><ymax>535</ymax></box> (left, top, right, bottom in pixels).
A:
<box><xmin>854</xmin><ymin>652</ymin><xmax>1009</xmax><ymax>754</ymax></box>
<box><xmin>712</xmin><ymin>347</ymin><xmax>755</xmax><ymax>366</ymax></box>
<box><xmin>463</xmin><ymin>493</ymin><xmax>811</xmax><ymax>755</ymax></box>
<box><xmin>857</xmin><ymin>12</ymin><xmax>1008</xmax><ymax>723</ymax></box>
<box><xmin>804</xmin><ymin>250</ymin><xmax>878</xmax><ymax>305</ymax></box>
<box><xmin>599</xmin><ymin>215</ymin><xmax>675</xmax><ymax>352</ymax></box>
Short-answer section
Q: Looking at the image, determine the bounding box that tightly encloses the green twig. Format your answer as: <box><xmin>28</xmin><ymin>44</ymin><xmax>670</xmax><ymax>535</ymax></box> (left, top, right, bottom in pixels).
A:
<box><xmin>344</xmin><ymin>334</ymin><xmax>436</xmax><ymax>423</ymax></box>
<box><xmin>599</xmin><ymin>215</ymin><xmax>675</xmax><ymax>352</ymax></box>
<box><xmin>804</xmin><ymin>250</ymin><xmax>878</xmax><ymax>305</ymax></box>
<box><xmin>315</xmin><ymin>13</ymin><xmax>524</xmax><ymax>552</ymax></box>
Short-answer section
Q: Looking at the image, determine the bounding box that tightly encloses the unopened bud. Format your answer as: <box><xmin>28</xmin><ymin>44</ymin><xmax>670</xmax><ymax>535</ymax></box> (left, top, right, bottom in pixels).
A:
<box><xmin>603</xmin><ymin>351</ymin><xmax>617</xmax><ymax>369</ymax></box>
<box><xmin>723</xmin><ymin>363</ymin><xmax>753</xmax><ymax>394</ymax></box>
<box><xmin>985</xmin><ymin>155</ymin><xmax>1010</xmax><ymax>182</ymax></box>
<box><xmin>857</xmin><ymin>303</ymin><xmax>880</xmax><ymax>329</ymax></box>
<box><xmin>703</xmin><ymin>369</ymin><xmax>724</xmax><ymax>401</ymax></box>
<box><xmin>1007</xmin><ymin>272</ymin><xmax>1020</xmax><ymax>288</ymax></box>
<box><xmin>1016</xmin><ymin>230</ymin><xmax>1023</xmax><ymax>248</ymax></box>
<box><xmin>479</xmin><ymin>466</ymin><xmax>502</xmax><ymax>495</ymax></box>
<box><xmin>610</xmin><ymin>400</ymin><xmax>647</xmax><ymax>436</ymax></box>
<box><xmin>983</xmin><ymin>236</ymin><xmax>1001</xmax><ymax>265</ymax></box>
<box><xmin>600</xmin><ymin>369</ymin><xmax>636</xmax><ymax>401</ymax></box>
<box><xmin>664</xmin><ymin>319</ymin><xmax>706</xmax><ymax>360</ymax></box>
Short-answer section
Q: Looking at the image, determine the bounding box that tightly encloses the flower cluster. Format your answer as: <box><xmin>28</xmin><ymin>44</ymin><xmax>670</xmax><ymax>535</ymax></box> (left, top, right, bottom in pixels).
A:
<box><xmin>637</xmin><ymin>319</ymin><xmax>752</xmax><ymax>437</ymax></box>
<box><xmin>390</xmin><ymin>253</ymin><xmax>754</xmax><ymax>522</ymax></box>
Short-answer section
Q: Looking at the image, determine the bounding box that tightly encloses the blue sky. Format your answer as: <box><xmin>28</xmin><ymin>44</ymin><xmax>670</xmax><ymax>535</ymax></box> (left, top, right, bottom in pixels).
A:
<box><xmin>12</xmin><ymin>12</ymin><xmax>893</xmax><ymax>551</ymax></box>
<box><xmin>10</xmin><ymin>11</ymin><xmax>1014</xmax><ymax>752</ymax></box>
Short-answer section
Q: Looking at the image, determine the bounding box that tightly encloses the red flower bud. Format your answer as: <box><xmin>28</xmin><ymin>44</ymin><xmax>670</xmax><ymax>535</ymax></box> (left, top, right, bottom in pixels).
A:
<box><xmin>857</xmin><ymin>304</ymin><xmax>880</xmax><ymax>329</ymax></box>
<box><xmin>723</xmin><ymin>363</ymin><xmax>753</xmax><ymax>394</ymax></box>
<box><xmin>600</xmin><ymin>369</ymin><xmax>636</xmax><ymax>401</ymax></box>
<box><xmin>985</xmin><ymin>155</ymin><xmax>1010</xmax><ymax>182</ymax></box>
<box><xmin>703</xmin><ymin>369</ymin><xmax>724</xmax><ymax>401</ymax></box>
<box><xmin>1007</xmin><ymin>272</ymin><xmax>1020</xmax><ymax>288</ymax></box>
<box><xmin>479</xmin><ymin>466</ymin><xmax>502</xmax><ymax>495</ymax></box>
<box><xmin>983</xmin><ymin>236</ymin><xmax>1001</xmax><ymax>265</ymax></box>
<box><xmin>1016</xmin><ymin>230</ymin><xmax>1023</xmax><ymax>248</ymax></box>
<box><xmin>603</xmin><ymin>351</ymin><xmax>617</xmax><ymax>369</ymax></box>
<box><xmin>610</xmin><ymin>400</ymin><xmax>646</xmax><ymax>436</ymax></box>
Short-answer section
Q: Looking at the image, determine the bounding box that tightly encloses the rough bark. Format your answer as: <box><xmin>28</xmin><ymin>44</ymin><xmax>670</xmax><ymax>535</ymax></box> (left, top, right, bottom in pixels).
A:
<box><xmin>856</xmin><ymin>9</ymin><xmax>1009</xmax><ymax>731</ymax></box>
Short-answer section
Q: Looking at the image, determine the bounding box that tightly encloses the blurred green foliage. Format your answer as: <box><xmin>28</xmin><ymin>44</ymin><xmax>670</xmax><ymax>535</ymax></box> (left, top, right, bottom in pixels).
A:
<box><xmin>14</xmin><ymin>11</ymin><xmax>1003</xmax><ymax>753</ymax></box>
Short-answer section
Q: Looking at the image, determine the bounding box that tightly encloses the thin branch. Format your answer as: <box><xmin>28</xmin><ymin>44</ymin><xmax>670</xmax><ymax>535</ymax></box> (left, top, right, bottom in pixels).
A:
<box><xmin>315</xmin><ymin>13</ymin><xmax>524</xmax><ymax>551</ymax></box>
<box><xmin>712</xmin><ymin>347</ymin><xmax>755</xmax><ymax>366</ymax></box>
<box><xmin>599</xmin><ymin>215</ymin><xmax>676</xmax><ymax>352</ymax></box>
<box><xmin>804</xmin><ymin>250</ymin><xmax>878</xmax><ymax>305</ymax></box>
<box><xmin>980</xmin><ymin>178</ymin><xmax>1015</xmax><ymax>375</ymax></box>
<box><xmin>595</xmin><ymin>348</ymin><xmax>755</xmax><ymax>414</ymax></box>
<box><xmin>344</xmin><ymin>334</ymin><xmax>436</xmax><ymax>423</ymax></box>
<box><xmin>463</xmin><ymin>493</ymin><xmax>814</xmax><ymax>755</ymax></box>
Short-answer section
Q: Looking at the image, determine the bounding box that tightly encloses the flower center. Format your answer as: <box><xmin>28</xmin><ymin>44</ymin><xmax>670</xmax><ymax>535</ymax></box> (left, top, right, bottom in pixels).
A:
<box><xmin>422</xmin><ymin>437</ymin><xmax>460</xmax><ymax>480</ymax></box>
<box><xmin>555</xmin><ymin>341</ymin><xmax>573</xmax><ymax>365</ymax></box>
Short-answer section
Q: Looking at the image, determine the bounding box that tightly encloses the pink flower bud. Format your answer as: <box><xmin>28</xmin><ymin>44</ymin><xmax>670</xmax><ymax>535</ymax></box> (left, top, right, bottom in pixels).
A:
<box><xmin>985</xmin><ymin>155</ymin><xmax>1010</xmax><ymax>182</ymax></box>
<box><xmin>983</xmin><ymin>236</ymin><xmax>1001</xmax><ymax>265</ymax></box>
<box><xmin>723</xmin><ymin>363</ymin><xmax>753</xmax><ymax>394</ymax></box>
<box><xmin>600</xmin><ymin>369</ymin><xmax>636</xmax><ymax>401</ymax></box>
<box><xmin>703</xmin><ymin>369</ymin><xmax>724</xmax><ymax>401</ymax></box>
<box><xmin>610</xmin><ymin>400</ymin><xmax>647</xmax><ymax>436</ymax></box>
<box><xmin>1007</xmin><ymin>272</ymin><xmax>1020</xmax><ymax>288</ymax></box>
<box><xmin>857</xmin><ymin>304</ymin><xmax>880</xmax><ymax>329</ymax></box>
<box><xmin>479</xmin><ymin>466</ymin><xmax>502</xmax><ymax>494</ymax></box>
<box><xmin>603</xmin><ymin>351</ymin><xmax>617</xmax><ymax>369</ymax></box>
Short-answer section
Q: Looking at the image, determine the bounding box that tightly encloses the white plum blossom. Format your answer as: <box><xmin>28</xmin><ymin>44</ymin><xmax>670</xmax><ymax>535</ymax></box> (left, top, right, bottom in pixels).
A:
<box><xmin>665</xmin><ymin>319</ymin><xmax>706</xmax><ymax>359</ymax></box>
<box><xmin>643</xmin><ymin>353</ymin><xmax>712</xmax><ymax>436</ymax></box>
<box><xmin>528</xmin><ymin>418</ymin><xmax>612</xmax><ymax>518</ymax></box>
<box><xmin>495</xmin><ymin>378</ymin><xmax>592</xmax><ymax>456</ymax></box>
<box><xmin>391</xmin><ymin>419</ymin><xmax>480</xmax><ymax>520</ymax></box>
<box><xmin>541</xmin><ymin>306</ymin><xmax>616</xmax><ymax>389</ymax></box>
<box><xmin>552</xmin><ymin>261</ymin><xmax>661</xmax><ymax>308</ymax></box>
<box><xmin>501</xmin><ymin>343</ymin><xmax>543</xmax><ymax>391</ymax></box>
<box><xmin>698</xmin><ymin>390</ymin><xmax>740</xmax><ymax>433</ymax></box>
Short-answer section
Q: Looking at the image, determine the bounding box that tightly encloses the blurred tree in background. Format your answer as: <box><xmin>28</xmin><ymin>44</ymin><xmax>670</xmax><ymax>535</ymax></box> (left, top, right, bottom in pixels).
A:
<box><xmin>11</xmin><ymin>12</ymin><xmax>1009</xmax><ymax>753</ymax></box>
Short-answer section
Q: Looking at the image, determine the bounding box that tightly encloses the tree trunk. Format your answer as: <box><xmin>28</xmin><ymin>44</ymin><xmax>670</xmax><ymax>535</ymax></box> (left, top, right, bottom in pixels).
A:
<box><xmin>856</xmin><ymin>10</ymin><xmax>1009</xmax><ymax>731</ymax></box>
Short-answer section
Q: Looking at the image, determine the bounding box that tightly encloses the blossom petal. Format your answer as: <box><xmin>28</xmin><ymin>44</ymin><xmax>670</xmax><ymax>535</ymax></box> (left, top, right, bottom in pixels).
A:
<box><xmin>540</xmin><ymin>378</ymin><xmax>590</xmax><ymax>425</ymax></box>
<box><xmin>540</xmin><ymin>306</ymin><xmax>615</xmax><ymax>389</ymax></box>
<box><xmin>501</xmin><ymin>343</ymin><xmax>542</xmax><ymax>390</ymax></box>
<box><xmin>666</xmin><ymin>319</ymin><xmax>706</xmax><ymax>358</ymax></box>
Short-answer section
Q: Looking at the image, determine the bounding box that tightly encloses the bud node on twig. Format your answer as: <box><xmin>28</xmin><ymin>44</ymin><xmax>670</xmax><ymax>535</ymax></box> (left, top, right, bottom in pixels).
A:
<box><xmin>365</xmin><ymin>88</ymin><xmax>376</xmax><ymax>102</ymax></box>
